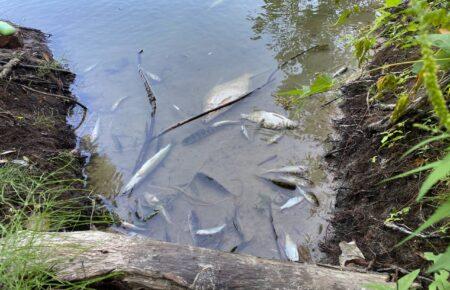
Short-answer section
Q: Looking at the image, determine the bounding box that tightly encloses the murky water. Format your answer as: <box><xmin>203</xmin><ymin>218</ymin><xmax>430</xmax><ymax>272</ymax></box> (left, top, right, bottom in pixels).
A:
<box><xmin>2</xmin><ymin>0</ymin><xmax>373</xmax><ymax>261</ymax></box>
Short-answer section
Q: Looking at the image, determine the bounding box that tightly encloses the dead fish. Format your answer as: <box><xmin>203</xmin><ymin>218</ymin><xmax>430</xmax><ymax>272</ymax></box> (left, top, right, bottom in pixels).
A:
<box><xmin>11</xmin><ymin>159</ymin><xmax>28</xmax><ymax>167</ymax></box>
<box><xmin>91</xmin><ymin>118</ymin><xmax>100</xmax><ymax>142</ymax></box>
<box><xmin>280</xmin><ymin>196</ymin><xmax>305</xmax><ymax>210</ymax></box>
<box><xmin>173</xmin><ymin>104</ymin><xmax>181</xmax><ymax>111</ymax></box>
<box><xmin>0</xmin><ymin>150</ymin><xmax>16</xmax><ymax>156</ymax></box>
<box><xmin>241</xmin><ymin>124</ymin><xmax>250</xmax><ymax>140</ymax></box>
<box><xmin>257</xmin><ymin>155</ymin><xmax>278</xmax><ymax>166</ymax></box>
<box><xmin>260</xmin><ymin>173</ymin><xmax>312</xmax><ymax>190</ymax></box>
<box><xmin>265</xmin><ymin>165</ymin><xmax>307</xmax><ymax>176</ymax></box>
<box><xmin>182</xmin><ymin>121</ymin><xmax>237</xmax><ymax>145</ymax></box>
<box><xmin>188</xmin><ymin>210</ymin><xmax>200</xmax><ymax>244</ymax></box>
<box><xmin>146</xmin><ymin>71</ymin><xmax>162</xmax><ymax>83</ymax></box>
<box><xmin>241</xmin><ymin>111</ymin><xmax>298</xmax><ymax>130</ymax></box>
<box><xmin>204</xmin><ymin>73</ymin><xmax>251</xmax><ymax>122</ymax></box>
<box><xmin>332</xmin><ymin>66</ymin><xmax>348</xmax><ymax>78</ymax></box>
<box><xmin>111</xmin><ymin>96</ymin><xmax>129</xmax><ymax>112</ymax></box>
<box><xmin>285</xmin><ymin>234</ymin><xmax>299</xmax><ymax>262</ymax></box>
<box><xmin>296</xmin><ymin>186</ymin><xmax>319</xmax><ymax>207</ymax></box>
<box><xmin>196</xmin><ymin>224</ymin><xmax>226</xmax><ymax>235</ymax></box>
<box><xmin>83</xmin><ymin>63</ymin><xmax>98</xmax><ymax>73</ymax></box>
<box><xmin>122</xmin><ymin>144</ymin><xmax>172</xmax><ymax>192</ymax></box>
<box><xmin>267</xmin><ymin>133</ymin><xmax>283</xmax><ymax>144</ymax></box>
<box><xmin>121</xmin><ymin>221</ymin><xmax>145</xmax><ymax>231</ymax></box>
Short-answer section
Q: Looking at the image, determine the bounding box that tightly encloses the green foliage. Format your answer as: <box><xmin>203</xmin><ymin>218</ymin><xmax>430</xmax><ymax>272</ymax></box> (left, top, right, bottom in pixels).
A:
<box><xmin>354</xmin><ymin>36</ymin><xmax>376</xmax><ymax>65</ymax></box>
<box><xmin>366</xmin><ymin>269</ymin><xmax>420</xmax><ymax>290</ymax></box>
<box><xmin>334</xmin><ymin>5</ymin><xmax>360</xmax><ymax>26</ymax></box>
<box><xmin>384</xmin><ymin>0</ymin><xmax>402</xmax><ymax>8</ymax></box>
<box><xmin>385</xmin><ymin>207</ymin><xmax>410</xmax><ymax>223</ymax></box>
<box><xmin>390</xmin><ymin>93</ymin><xmax>409</xmax><ymax>123</ymax></box>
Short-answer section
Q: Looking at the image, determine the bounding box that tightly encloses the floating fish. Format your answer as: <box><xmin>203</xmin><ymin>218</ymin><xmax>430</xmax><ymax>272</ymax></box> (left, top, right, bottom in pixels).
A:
<box><xmin>241</xmin><ymin>111</ymin><xmax>298</xmax><ymax>130</ymax></box>
<box><xmin>204</xmin><ymin>73</ymin><xmax>251</xmax><ymax>122</ymax></box>
<box><xmin>259</xmin><ymin>173</ymin><xmax>312</xmax><ymax>189</ymax></box>
<box><xmin>280</xmin><ymin>196</ymin><xmax>305</xmax><ymax>210</ymax></box>
<box><xmin>146</xmin><ymin>71</ymin><xmax>162</xmax><ymax>83</ymax></box>
<box><xmin>332</xmin><ymin>66</ymin><xmax>348</xmax><ymax>78</ymax></box>
<box><xmin>182</xmin><ymin>121</ymin><xmax>237</xmax><ymax>145</ymax></box>
<box><xmin>173</xmin><ymin>104</ymin><xmax>181</xmax><ymax>111</ymax></box>
<box><xmin>196</xmin><ymin>224</ymin><xmax>226</xmax><ymax>235</ymax></box>
<box><xmin>296</xmin><ymin>186</ymin><xmax>319</xmax><ymax>207</ymax></box>
<box><xmin>241</xmin><ymin>124</ymin><xmax>250</xmax><ymax>140</ymax></box>
<box><xmin>83</xmin><ymin>63</ymin><xmax>98</xmax><ymax>73</ymax></box>
<box><xmin>267</xmin><ymin>133</ymin><xmax>283</xmax><ymax>144</ymax></box>
<box><xmin>285</xmin><ymin>234</ymin><xmax>299</xmax><ymax>262</ymax></box>
<box><xmin>122</xmin><ymin>144</ymin><xmax>172</xmax><ymax>192</ymax></box>
<box><xmin>91</xmin><ymin>118</ymin><xmax>100</xmax><ymax>142</ymax></box>
<box><xmin>121</xmin><ymin>221</ymin><xmax>145</xmax><ymax>231</ymax></box>
<box><xmin>264</xmin><ymin>165</ymin><xmax>307</xmax><ymax>176</ymax></box>
<box><xmin>209</xmin><ymin>0</ymin><xmax>225</xmax><ymax>9</ymax></box>
<box><xmin>111</xmin><ymin>96</ymin><xmax>129</xmax><ymax>112</ymax></box>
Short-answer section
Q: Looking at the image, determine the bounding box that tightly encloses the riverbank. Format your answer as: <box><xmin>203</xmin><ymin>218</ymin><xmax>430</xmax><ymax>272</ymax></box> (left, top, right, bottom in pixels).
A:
<box><xmin>322</xmin><ymin>0</ymin><xmax>449</xmax><ymax>285</ymax></box>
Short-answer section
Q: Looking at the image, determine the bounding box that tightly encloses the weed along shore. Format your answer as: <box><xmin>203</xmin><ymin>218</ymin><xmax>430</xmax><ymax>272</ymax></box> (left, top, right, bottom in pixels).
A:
<box><xmin>0</xmin><ymin>0</ymin><xmax>448</xmax><ymax>288</ymax></box>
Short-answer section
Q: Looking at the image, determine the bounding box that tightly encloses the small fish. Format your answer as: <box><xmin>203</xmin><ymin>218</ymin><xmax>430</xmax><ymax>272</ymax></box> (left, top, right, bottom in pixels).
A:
<box><xmin>91</xmin><ymin>118</ymin><xmax>100</xmax><ymax>142</ymax></box>
<box><xmin>146</xmin><ymin>71</ymin><xmax>162</xmax><ymax>83</ymax></box>
<box><xmin>122</xmin><ymin>144</ymin><xmax>172</xmax><ymax>192</ymax></box>
<box><xmin>241</xmin><ymin>124</ymin><xmax>250</xmax><ymax>140</ymax></box>
<box><xmin>257</xmin><ymin>155</ymin><xmax>278</xmax><ymax>166</ymax></box>
<box><xmin>332</xmin><ymin>66</ymin><xmax>348</xmax><ymax>78</ymax></box>
<box><xmin>173</xmin><ymin>105</ymin><xmax>181</xmax><ymax>111</ymax></box>
<box><xmin>121</xmin><ymin>221</ymin><xmax>145</xmax><ymax>231</ymax></box>
<box><xmin>83</xmin><ymin>63</ymin><xmax>98</xmax><ymax>73</ymax></box>
<box><xmin>280</xmin><ymin>196</ymin><xmax>305</xmax><ymax>210</ymax></box>
<box><xmin>143</xmin><ymin>192</ymin><xmax>160</xmax><ymax>205</ymax></box>
<box><xmin>296</xmin><ymin>186</ymin><xmax>319</xmax><ymax>207</ymax></box>
<box><xmin>241</xmin><ymin>111</ymin><xmax>298</xmax><ymax>130</ymax></box>
<box><xmin>196</xmin><ymin>224</ymin><xmax>226</xmax><ymax>235</ymax></box>
<box><xmin>111</xmin><ymin>96</ymin><xmax>129</xmax><ymax>112</ymax></box>
<box><xmin>267</xmin><ymin>133</ymin><xmax>283</xmax><ymax>144</ymax></box>
<box><xmin>285</xmin><ymin>234</ymin><xmax>299</xmax><ymax>262</ymax></box>
<box><xmin>211</xmin><ymin>120</ymin><xmax>240</xmax><ymax>127</ymax></box>
<box><xmin>265</xmin><ymin>165</ymin><xmax>307</xmax><ymax>176</ymax></box>
<box><xmin>260</xmin><ymin>173</ymin><xmax>312</xmax><ymax>189</ymax></box>
<box><xmin>0</xmin><ymin>150</ymin><xmax>16</xmax><ymax>156</ymax></box>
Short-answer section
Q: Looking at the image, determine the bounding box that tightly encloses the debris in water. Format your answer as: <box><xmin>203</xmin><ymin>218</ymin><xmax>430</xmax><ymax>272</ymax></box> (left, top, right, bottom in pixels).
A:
<box><xmin>297</xmin><ymin>244</ymin><xmax>312</xmax><ymax>263</ymax></box>
<box><xmin>146</xmin><ymin>71</ymin><xmax>162</xmax><ymax>83</ymax></box>
<box><xmin>11</xmin><ymin>159</ymin><xmax>28</xmax><ymax>167</ymax></box>
<box><xmin>267</xmin><ymin>133</ymin><xmax>283</xmax><ymax>144</ymax></box>
<box><xmin>111</xmin><ymin>96</ymin><xmax>129</xmax><ymax>112</ymax></box>
<box><xmin>241</xmin><ymin>111</ymin><xmax>298</xmax><ymax>130</ymax></box>
<box><xmin>280</xmin><ymin>196</ymin><xmax>305</xmax><ymax>210</ymax></box>
<box><xmin>296</xmin><ymin>186</ymin><xmax>319</xmax><ymax>207</ymax></box>
<box><xmin>284</xmin><ymin>234</ymin><xmax>299</xmax><ymax>262</ymax></box>
<box><xmin>339</xmin><ymin>241</ymin><xmax>365</xmax><ymax>267</ymax></box>
<box><xmin>264</xmin><ymin>165</ymin><xmax>307</xmax><ymax>176</ymax></box>
<box><xmin>332</xmin><ymin>66</ymin><xmax>348</xmax><ymax>78</ymax></box>
<box><xmin>257</xmin><ymin>155</ymin><xmax>278</xmax><ymax>166</ymax></box>
<box><xmin>122</xmin><ymin>143</ymin><xmax>172</xmax><ymax>193</ymax></box>
<box><xmin>204</xmin><ymin>73</ymin><xmax>251</xmax><ymax>122</ymax></box>
<box><xmin>196</xmin><ymin>224</ymin><xmax>226</xmax><ymax>235</ymax></box>
<box><xmin>91</xmin><ymin>118</ymin><xmax>100</xmax><ymax>142</ymax></box>
<box><xmin>241</xmin><ymin>124</ymin><xmax>250</xmax><ymax>140</ymax></box>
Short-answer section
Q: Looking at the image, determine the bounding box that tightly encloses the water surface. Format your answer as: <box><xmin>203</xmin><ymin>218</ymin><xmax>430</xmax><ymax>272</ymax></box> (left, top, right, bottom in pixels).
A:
<box><xmin>1</xmin><ymin>0</ymin><xmax>374</xmax><ymax>261</ymax></box>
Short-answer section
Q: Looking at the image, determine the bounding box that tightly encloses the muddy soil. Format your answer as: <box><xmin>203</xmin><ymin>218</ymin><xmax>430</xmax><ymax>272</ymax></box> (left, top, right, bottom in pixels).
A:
<box><xmin>0</xmin><ymin>24</ymin><xmax>86</xmax><ymax>209</ymax></box>
<box><xmin>322</xmin><ymin>44</ymin><xmax>449</xmax><ymax>277</ymax></box>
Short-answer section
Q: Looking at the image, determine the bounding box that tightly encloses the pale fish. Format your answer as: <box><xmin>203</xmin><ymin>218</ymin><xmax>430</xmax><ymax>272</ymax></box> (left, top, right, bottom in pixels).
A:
<box><xmin>285</xmin><ymin>234</ymin><xmax>299</xmax><ymax>262</ymax></box>
<box><xmin>332</xmin><ymin>66</ymin><xmax>348</xmax><ymax>78</ymax></box>
<box><xmin>173</xmin><ymin>105</ymin><xmax>181</xmax><ymax>111</ymax></box>
<box><xmin>121</xmin><ymin>221</ymin><xmax>145</xmax><ymax>231</ymax></box>
<box><xmin>111</xmin><ymin>96</ymin><xmax>129</xmax><ymax>112</ymax></box>
<box><xmin>146</xmin><ymin>71</ymin><xmax>162</xmax><ymax>83</ymax></box>
<box><xmin>211</xmin><ymin>120</ymin><xmax>240</xmax><ymax>127</ymax></box>
<box><xmin>204</xmin><ymin>73</ymin><xmax>251</xmax><ymax>122</ymax></box>
<box><xmin>280</xmin><ymin>196</ymin><xmax>305</xmax><ymax>210</ymax></box>
<box><xmin>265</xmin><ymin>165</ymin><xmax>307</xmax><ymax>176</ymax></box>
<box><xmin>241</xmin><ymin>111</ymin><xmax>298</xmax><ymax>130</ymax></box>
<box><xmin>83</xmin><ymin>63</ymin><xmax>98</xmax><ymax>73</ymax></box>
<box><xmin>122</xmin><ymin>144</ymin><xmax>172</xmax><ymax>192</ymax></box>
<box><xmin>267</xmin><ymin>133</ymin><xmax>283</xmax><ymax>144</ymax></box>
<box><xmin>0</xmin><ymin>150</ymin><xmax>16</xmax><ymax>156</ymax></box>
<box><xmin>241</xmin><ymin>124</ymin><xmax>250</xmax><ymax>140</ymax></box>
<box><xmin>91</xmin><ymin>118</ymin><xmax>100</xmax><ymax>142</ymax></box>
<box><xmin>260</xmin><ymin>173</ymin><xmax>312</xmax><ymax>189</ymax></box>
<box><xmin>196</xmin><ymin>224</ymin><xmax>226</xmax><ymax>235</ymax></box>
<box><xmin>209</xmin><ymin>0</ymin><xmax>225</xmax><ymax>9</ymax></box>
<box><xmin>296</xmin><ymin>186</ymin><xmax>319</xmax><ymax>207</ymax></box>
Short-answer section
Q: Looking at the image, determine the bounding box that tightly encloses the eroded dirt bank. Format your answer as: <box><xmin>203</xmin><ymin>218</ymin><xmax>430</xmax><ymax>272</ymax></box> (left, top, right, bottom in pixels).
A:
<box><xmin>322</xmin><ymin>43</ymin><xmax>448</xmax><ymax>278</ymax></box>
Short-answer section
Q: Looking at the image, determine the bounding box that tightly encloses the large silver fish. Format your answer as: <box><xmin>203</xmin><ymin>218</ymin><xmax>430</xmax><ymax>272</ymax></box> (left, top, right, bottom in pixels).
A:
<box><xmin>196</xmin><ymin>224</ymin><xmax>226</xmax><ymax>235</ymax></box>
<box><xmin>280</xmin><ymin>196</ymin><xmax>305</xmax><ymax>210</ymax></box>
<box><xmin>203</xmin><ymin>73</ymin><xmax>251</xmax><ymax>122</ymax></box>
<box><xmin>296</xmin><ymin>186</ymin><xmax>319</xmax><ymax>207</ymax></box>
<box><xmin>122</xmin><ymin>144</ymin><xmax>172</xmax><ymax>192</ymax></box>
<box><xmin>241</xmin><ymin>111</ymin><xmax>298</xmax><ymax>130</ymax></box>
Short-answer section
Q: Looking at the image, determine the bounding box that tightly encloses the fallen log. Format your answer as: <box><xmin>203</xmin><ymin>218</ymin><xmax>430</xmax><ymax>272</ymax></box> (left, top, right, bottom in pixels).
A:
<box><xmin>33</xmin><ymin>231</ymin><xmax>392</xmax><ymax>289</ymax></box>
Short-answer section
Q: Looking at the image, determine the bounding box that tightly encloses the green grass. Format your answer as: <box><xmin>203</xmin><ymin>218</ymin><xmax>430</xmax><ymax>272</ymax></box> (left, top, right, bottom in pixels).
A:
<box><xmin>0</xmin><ymin>154</ymin><xmax>113</xmax><ymax>289</ymax></box>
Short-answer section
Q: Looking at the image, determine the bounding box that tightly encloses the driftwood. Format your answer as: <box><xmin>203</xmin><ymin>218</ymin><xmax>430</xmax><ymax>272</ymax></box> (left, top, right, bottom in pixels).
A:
<box><xmin>32</xmin><ymin>231</ymin><xmax>392</xmax><ymax>289</ymax></box>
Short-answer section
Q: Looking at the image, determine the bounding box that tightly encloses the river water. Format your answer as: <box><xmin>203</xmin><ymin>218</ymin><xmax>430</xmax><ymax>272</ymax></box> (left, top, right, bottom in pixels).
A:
<box><xmin>1</xmin><ymin>0</ymin><xmax>373</xmax><ymax>261</ymax></box>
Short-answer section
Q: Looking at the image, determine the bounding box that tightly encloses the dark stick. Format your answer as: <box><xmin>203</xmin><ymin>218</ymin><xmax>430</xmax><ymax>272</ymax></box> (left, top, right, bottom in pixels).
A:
<box><xmin>155</xmin><ymin>44</ymin><xmax>328</xmax><ymax>139</ymax></box>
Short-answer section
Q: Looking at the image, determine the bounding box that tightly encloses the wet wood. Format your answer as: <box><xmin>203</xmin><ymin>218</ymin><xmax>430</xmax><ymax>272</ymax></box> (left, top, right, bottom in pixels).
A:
<box><xmin>34</xmin><ymin>231</ymin><xmax>392</xmax><ymax>289</ymax></box>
